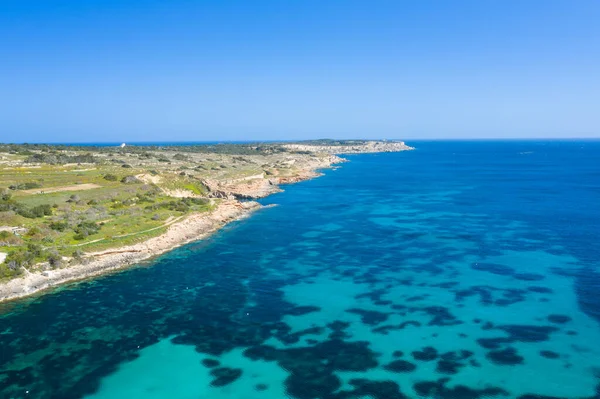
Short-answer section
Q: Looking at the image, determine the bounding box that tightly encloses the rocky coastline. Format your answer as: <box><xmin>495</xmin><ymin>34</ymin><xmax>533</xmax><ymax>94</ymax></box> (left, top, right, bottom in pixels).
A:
<box><xmin>0</xmin><ymin>142</ymin><xmax>410</xmax><ymax>303</ymax></box>
<box><xmin>0</xmin><ymin>156</ymin><xmax>344</xmax><ymax>303</ymax></box>
<box><xmin>0</xmin><ymin>200</ymin><xmax>262</xmax><ymax>303</ymax></box>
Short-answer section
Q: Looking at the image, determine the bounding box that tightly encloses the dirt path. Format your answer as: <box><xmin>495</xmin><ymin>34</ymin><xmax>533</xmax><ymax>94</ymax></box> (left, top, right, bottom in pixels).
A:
<box><xmin>22</xmin><ymin>183</ymin><xmax>101</xmax><ymax>195</ymax></box>
<box><xmin>66</xmin><ymin>216</ymin><xmax>184</xmax><ymax>247</ymax></box>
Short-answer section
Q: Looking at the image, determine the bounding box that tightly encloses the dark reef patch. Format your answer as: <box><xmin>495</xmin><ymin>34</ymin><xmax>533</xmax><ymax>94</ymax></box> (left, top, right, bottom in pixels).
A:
<box><xmin>472</xmin><ymin>262</ymin><xmax>514</xmax><ymax>276</ymax></box>
<box><xmin>436</xmin><ymin>360</ymin><xmax>460</xmax><ymax>375</ymax></box>
<box><xmin>327</xmin><ymin>320</ymin><xmax>352</xmax><ymax>340</ymax></box>
<box><xmin>539</xmin><ymin>350</ymin><xmax>560</xmax><ymax>359</ymax></box>
<box><xmin>477</xmin><ymin>337</ymin><xmax>512</xmax><ymax>349</ymax></box>
<box><xmin>406</xmin><ymin>294</ymin><xmax>429</xmax><ymax>302</ymax></box>
<box><xmin>441</xmin><ymin>350</ymin><xmax>473</xmax><ymax>361</ymax></box>
<box><xmin>210</xmin><ymin>367</ymin><xmax>243</xmax><ymax>387</ymax></box>
<box><xmin>255</xmin><ymin>383</ymin><xmax>268</xmax><ymax>391</ymax></box>
<box><xmin>431</xmin><ymin>281</ymin><xmax>460</xmax><ymax>289</ymax></box>
<box><xmin>477</xmin><ymin>323</ymin><xmax>560</xmax><ymax>349</ymax></box>
<box><xmin>414</xmin><ymin>378</ymin><xmax>509</xmax><ymax>399</ymax></box>
<box><xmin>528</xmin><ymin>286</ymin><xmax>553</xmax><ymax>294</ymax></box>
<box><xmin>286</xmin><ymin>367</ymin><xmax>341</xmax><ymax>399</ymax></box>
<box><xmin>412</xmin><ymin>346</ymin><xmax>438</xmax><ymax>361</ymax></box>
<box><xmin>498</xmin><ymin>325</ymin><xmax>558</xmax><ymax>343</ymax></box>
<box><xmin>201</xmin><ymin>358</ymin><xmax>220</xmax><ymax>368</ymax></box>
<box><xmin>456</xmin><ymin>285</ymin><xmax>527</xmax><ymax>307</ymax></box>
<box><xmin>245</xmin><ymin>338</ymin><xmax>380</xmax><ymax>398</ymax></box>
<box><xmin>420</xmin><ymin>306</ymin><xmax>463</xmax><ymax>326</ymax></box>
<box><xmin>547</xmin><ymin>315</ymin><xmax>572</xmax><ymax>324</ymax></box>
<box><xmin>288</xmin><ymin>305</ymin><xmax>321</xmax><ymax>316</ymax></box>
<box><xmin>384</xmin><ymin>360</ymin><xmax>417</xmax><ymax>373</ymax></box>
<box><xmin>355</xmin><ymin>288</ymin><xmax>389</xmax><ymax>304</ymax></box>
<box><xmin>341</xmin><ymin>379</ymin><xmax>408</xmax><ymax>399</ymax></box>
<box><xmin>372</xmin><ymin>321</ymin><xmax>421</xmax><ymax>335</ymax></box>
<box><xmin>487</xmin><ymin>347</ymin><xmax>524</xmax><ymax>365</ymax></box>
<box><xmin>435</xmin><ymin>350</ymin><xmax>474</xmax><ymax>375</ymax></box>
<box><xmin>574</xmin><ymin>268</ymin><xmax>600</xmax><ymax>326</ymax></box>
<box><xmin>514</xmin><ymin>273</ymin><xmax>545</xmax><ymax>281</ymax></box>
<box><xmin>347</xmin><ymin>308</ymin><xmax>390</xmax><ymax>325</ymax></box>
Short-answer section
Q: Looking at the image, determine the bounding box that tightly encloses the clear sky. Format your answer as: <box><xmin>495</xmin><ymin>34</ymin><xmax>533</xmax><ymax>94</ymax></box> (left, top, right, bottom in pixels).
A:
<box><xmin>1</xmin><ymin>0</ymin><xmax>599</xmax><ymax>143</ymax></box>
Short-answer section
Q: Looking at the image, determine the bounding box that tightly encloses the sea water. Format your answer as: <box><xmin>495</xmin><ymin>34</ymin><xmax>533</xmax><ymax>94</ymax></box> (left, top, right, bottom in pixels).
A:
<box><xmin>1</xmin><ymin>140</ymin><xmax>599</xmax><ymax>399</ymax></box>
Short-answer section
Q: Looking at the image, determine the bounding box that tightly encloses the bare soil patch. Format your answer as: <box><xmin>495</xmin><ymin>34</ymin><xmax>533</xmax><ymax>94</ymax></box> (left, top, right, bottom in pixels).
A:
<box><xmin>22</xmin><ymin>183</ymin><xmax>101</xmax><ymax>194</ymax></box>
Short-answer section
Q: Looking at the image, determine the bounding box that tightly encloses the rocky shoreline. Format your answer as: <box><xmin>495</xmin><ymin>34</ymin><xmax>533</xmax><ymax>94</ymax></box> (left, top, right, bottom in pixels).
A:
<box><xmin>0</xmin><ymin>155</ymin><xmax>344</xmax><ymax>303</ymax></box>
<box><xmin>0</xmin><ymin>200</ymin><xmax>262</xmax><ymax>303</ymax></box>
<box><xmin>0</xmin><ymin>142</ymin><xmax>411</xmax><ymax>303</ymax></box>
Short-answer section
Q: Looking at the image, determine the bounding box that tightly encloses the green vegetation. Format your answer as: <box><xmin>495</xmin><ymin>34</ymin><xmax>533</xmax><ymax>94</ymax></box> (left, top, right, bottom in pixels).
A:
<box><xmin>25</xmin><ymin>152</ymin><xmax>99</xmax><ymax>165</ymax></box>
<box><xmin>0</xmin><ymin>140</ymin><xmax>340</xmax><ymax>281</ymax></box>
<box><xmin>0</xmin><ymin>192</ymin><xmax>53</xmax><ymax>219</ymax></box>
<box><xmin>8</xmin><ymin>182</ymin><xmax>42</xmax><ymax>190</ymax></box>
<box><xmin>73</xmin><ymin>221</ymin><xmax>101</xmax><ymax>240</ymax></box>
<box><xmin>0</xmin><ymin>231</ymin><xmax>22</xmax><ymax>246</ymax></box>
<box><xmin>103</xmin><ymin>174</ymin><xmax>118</xmax><ymax>181</ymax></box>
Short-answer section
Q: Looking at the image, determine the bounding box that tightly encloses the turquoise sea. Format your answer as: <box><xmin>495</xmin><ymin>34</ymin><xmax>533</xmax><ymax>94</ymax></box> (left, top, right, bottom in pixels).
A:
<box><xmin>1</xmin><ymin>140</ymin><xmax>600</xmax><ymax>399</ymax></box>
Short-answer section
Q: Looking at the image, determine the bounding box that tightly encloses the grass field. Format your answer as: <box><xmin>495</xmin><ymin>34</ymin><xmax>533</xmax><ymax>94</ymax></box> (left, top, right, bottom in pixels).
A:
<box><xmin>0</xmin><ymin>152</ymin><xmax>219</xmax><ymax>279</ymax></box>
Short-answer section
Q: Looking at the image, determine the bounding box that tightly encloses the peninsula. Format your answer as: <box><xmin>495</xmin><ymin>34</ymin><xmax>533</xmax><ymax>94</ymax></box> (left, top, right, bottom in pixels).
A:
<box><xmin>0</xmin><ymin>140</ymin><xmax>413</xmax><ymax>302</ymax></box>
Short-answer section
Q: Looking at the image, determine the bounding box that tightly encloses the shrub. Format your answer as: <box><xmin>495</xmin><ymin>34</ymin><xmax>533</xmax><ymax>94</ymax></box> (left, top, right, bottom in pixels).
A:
<box><xmin>173</xmin><ymin>153</ymin><xmax>189</xmax><ymax>161</ymax></box>
<box><xmin>26</xmin><ymin>226</ymin><xmax>42</xmax><ymax>237</ymax></box>
<box><xmin>145</xmin><ymin>197</ymin><xmax>209</xmax><ymax>213</ymax></box>
<box><xmin>103</xmin><ymin>174</ymin><xmax>118</xmax><ymax>181</ymax></box>
<box><xmin>8</xmin><ymin>182</ymin><xmax>42</xmax><ymax>191</ymax></box>
<box><xmin>49</xmin><ymin>221</ymin><xmax>69</xmax><ymax>232</ymax></box>
<box><xmin>1</xmin><ymin>190</ymin><xmax>11</xmax><ymax>201</ymax></box>
<box><xmin>71</xmin><ymin>249</ymin><xmax>85</xmax><ymax>264</ymax></box>
<box><xmin>67</xmin><ymin>194</ymin><xmax>80</xmax><ymax>203</ymax></box>
<box><xmin>26</xmin><ymin>243</ymin><xmax>44</xmax><ymax>258</ymax></box>
<box><xmin>25</xmin><ymin>152</ymin><xmax>99</xmax><ymax>165</ymax></box>
<box><xmin>121</xmin><ymin>176</ymin><xmax>141</xmax><ymax>184</ymax></box>
<box><xmin>30</xmin><ymin>204</ymin><xmax>53</xmax><ymax>217</ymax></box>
<box><xmin>121</xmin><ymin>164</ymin><xmax>132</xmax><ymax>168</ymax></box>
<box><xmin>73</xmin><ymin>221</ymin><xmax>100</xmax><ymax>240</ymax></box>
<box><xmin>46</xmin><ymin>250</ymin><xmax>62</xmax><ymax>268</ymax></box>
<box><xmin>1</xmin><ymin>258</ymin><xmax>24</xmax><ymax>278</ymax></box>
<box><xmin>0</xmin><ymin>231</ymin><xmax>22</xmax><ymax>246</ymax></box>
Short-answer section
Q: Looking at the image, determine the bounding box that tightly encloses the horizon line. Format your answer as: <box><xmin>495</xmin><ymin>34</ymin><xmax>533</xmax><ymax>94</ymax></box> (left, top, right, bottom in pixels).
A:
<box><xmin>2</xmin><ymin>137</ymin><xmax>600</xmax><ymax>146</ymax></box>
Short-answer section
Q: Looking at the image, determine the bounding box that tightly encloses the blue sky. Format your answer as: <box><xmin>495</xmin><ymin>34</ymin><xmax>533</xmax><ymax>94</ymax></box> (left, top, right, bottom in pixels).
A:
<box><xmin>1</xmin><ymin>0</ymin><xmax>599</xmax><ymax>142</ymax></box>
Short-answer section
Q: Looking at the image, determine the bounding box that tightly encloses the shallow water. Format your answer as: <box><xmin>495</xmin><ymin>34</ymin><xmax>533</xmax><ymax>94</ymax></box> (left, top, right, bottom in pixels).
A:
<box><xmin>1</xmin><ymin>140</ymin><xmax>600</xmax><ymax>399</ymax></box>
